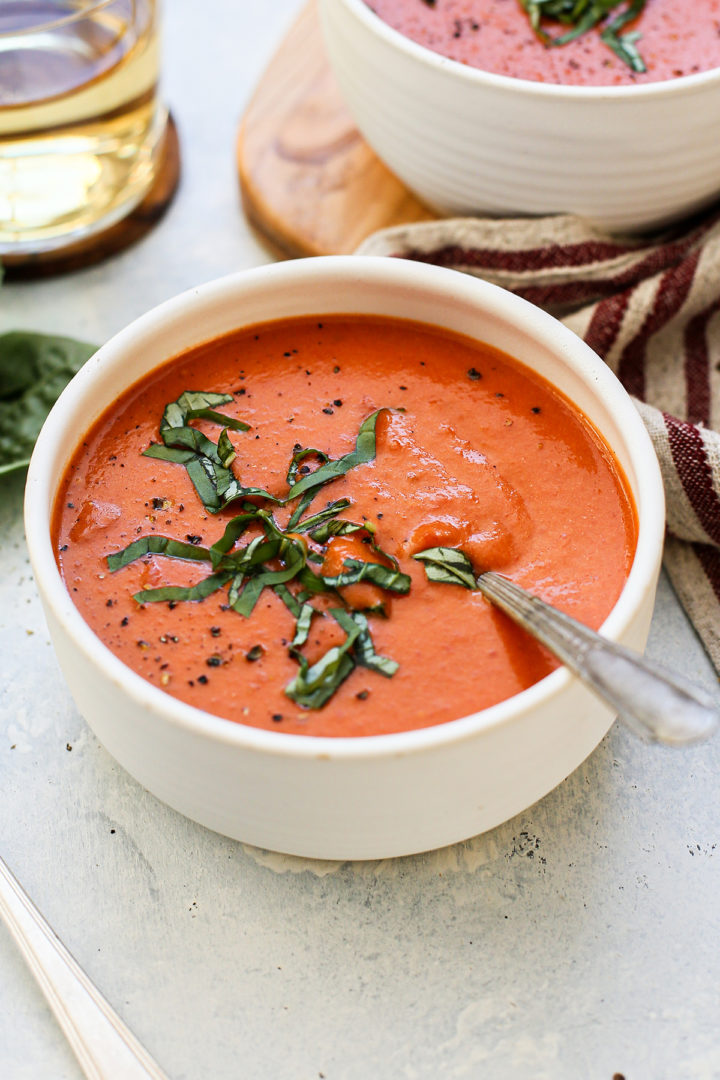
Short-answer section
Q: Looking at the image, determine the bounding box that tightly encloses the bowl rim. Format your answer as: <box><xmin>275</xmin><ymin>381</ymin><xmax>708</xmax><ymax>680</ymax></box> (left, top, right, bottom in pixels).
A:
<box><xmin>24</xmin><ymin>255</ymin><xmax>665</xmax><ymax>763</ymax></box>
<box><xmin>330</xmin><ymin>0</ymin><xmax>720</xmax><ymax>100</ymax></box>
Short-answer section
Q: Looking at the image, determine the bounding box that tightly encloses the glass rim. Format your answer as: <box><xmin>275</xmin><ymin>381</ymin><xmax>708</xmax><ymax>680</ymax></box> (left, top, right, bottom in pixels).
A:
<box><xmin>0</xmin><ymin>1</ymin><xmax>128</xmax><ymax>38</ymax></box>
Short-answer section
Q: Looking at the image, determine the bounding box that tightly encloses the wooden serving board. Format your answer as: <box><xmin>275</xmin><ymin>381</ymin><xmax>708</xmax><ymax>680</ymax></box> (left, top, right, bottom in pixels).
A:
<box><xmin>237</xmin><ymin>0</ymin><xmax>436</xmax><ymax>258</ymax></box>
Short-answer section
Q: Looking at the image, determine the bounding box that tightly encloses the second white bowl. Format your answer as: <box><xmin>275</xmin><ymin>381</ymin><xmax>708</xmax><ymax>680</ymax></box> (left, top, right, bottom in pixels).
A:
<box><xmin>319</xmin><ymin>0</ymin><xmax>720</xmax><ymax>232</ymax></box>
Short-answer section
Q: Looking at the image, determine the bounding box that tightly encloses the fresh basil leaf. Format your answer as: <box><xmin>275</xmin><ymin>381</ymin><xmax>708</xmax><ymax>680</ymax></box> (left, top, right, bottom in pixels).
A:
<box><xmin>286</xmin><ymin>488</ymin><xmax>317</xmax><ymax>530</ymax></box>
<box><xmin>230</xmin><ymin>535</ymin><xmax>282</xmax><ymax>572</ymax></box>
<box><xmin>255</xmin><ymin>509</ymin><xmax>285</xmax><ymax>540</ymax></box>
<box><xmin>518</xmin><ymin>0</ymin><xmax>646</xmax><ymax>71</ymax></box>
<box><xmin>161</xmin><ymin>391</ymin><xmax>235</xmax><ymax>431</ymax></box>
<box><xmin>0</xmin><ymin>331</ymin><xmax>97</xmax><ymax>475</ymax></box>
<box><xmin>161</xmin><ymin>425</ymin><xmax>223</xmax><ymax>462</ymax></box>
<box><xmin>308</xmin><ymin>517</ymin><xmax>366</xmax><ymax>544</ymax></box>
<box><xmin>175</xmin><ymin>454</ymin><xmax>277</xmax><ymax>515</ymax></box>
<box><xmin>107</xmin><ymin>535</ymin><xmax>212</xmax><ymax>572</ymax></box>
<box><xmin>274</xmin><ymin>583</ymin><xmax>302</xmax><ymax>618</ymax></box>
<box><xmin>285</xmin><ymin>408</ymin><xmax>386</xmax><ymax>501</ymax></box>
<box><xmin>286</xmin><ymin>446</ymin><xmax>329</xmax><ymax>486</ymax></box>
<box><xmin>143</xmin><ymin>444</ymin><xmax>196</xmax><ymax>464</ymax></box>
<box><xmin>185</xmin><ymin>455</ymin><xmax>227</xmax><ymax>512</ymax></box>
<box><xmin>150</xmin><ymin>391</ymin><xmax>257</xmax><ymax>513</ymax></box>
<box><xmin>604</xmin><ymin>0</ymin><xmax>645</xmax><ymax>35</ymax></box>
<box><xmin>600</xmin><ymin>27</ymin><xmax>645</xmax><ymax>72</ymax></box>
<box><xmin>215</xmin><ymin>470</ymin><xmax>279</xmax><ymax>508</ymax></box>
<box><xmin>285</xmin><ymin>649</ymin><xmax>356</xmax><ymax>710</ymax></box>
<box><xmin>134</xmin><ymin>572</ymin><xmax>232</xmax><ymax>604</ymax></box>
<box><xmin>552</xmin><ymin>6</ymin><xmax>599</xmax><ymax>45</ymax></box>
<box><xmin>231</xmin><ymin>574</ymin><xmax>266</xmax><ymax>617</ymax></box>
<box><xmin>413</xmin><ymin>547</ymin><xmax>477</xmax><ymax>589</ymax></box>
<box><xmin>322</xmin><ymin>558</ymin><xmax>411</xmax><ymax>594</ymax></box>
<box><xmin>224</xmin><ymin>531</ymin><xmax>307</xmax><ymax>615</ymax></box>
<box><xmin>331</xmin><ymin>609</ymin><xmax>398</xmax><ymax>677</ymax></box>
<box><xmin>367</xmin><ymin>537</ymin><xmax>399</xmax><ymax>571</ymax></box>
<box><xmin>183</xmin><ymin>408</ymin><xmax>249</xmax><ymax>432</ymax></box>
<box><xmin>295</xmin><ymin>565</ymin><xmax>332</xmax><ymax>595</ymax></box>
<box><xmin>309</xmin><ymin>520</ymin><xmax>400</xmax><ymax>577</ymax></box>
<box><xmin>238</xmin><ymin>539</ymin><xmax>306</xmax><ymax>589</ymax></box>
<box><xmin>285</xmin><ymin>613</ymin><xmax>362</xmax><ymax>709</ymax></box>
<box><xmin>292</xmin><ymin>498</ymin><xmax>352</xmax><ymax>534</ymax></box>
<box><xmin>290</xmin><ymin>601</ymin><xmax>317</xmax><ymax>648</ymax></box>
<box><xmin>228</xmin><ymin>572</ymin><xmax>246</xmax><ymax>608</ymax></box>
<box><xmin>209</xmin><ymin>510</ymin><xmax>264</xmax><ymax>566</ymax></box>
<box><xmin>217</xmin><ymin>428</ymin><xmax>236</xmax><ymax>468</ymax></box>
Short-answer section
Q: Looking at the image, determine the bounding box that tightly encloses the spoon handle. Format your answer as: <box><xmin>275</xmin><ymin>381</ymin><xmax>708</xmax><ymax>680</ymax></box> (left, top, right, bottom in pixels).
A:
<box><xmin>476</xmin><ymin>572</ymin><xmax>719</xmax><ymax>746</ymax></box>
<box><xmin>0</xmin><ymin>854</ymin><xmax>170</xmax><ymax>1080</ymax></box>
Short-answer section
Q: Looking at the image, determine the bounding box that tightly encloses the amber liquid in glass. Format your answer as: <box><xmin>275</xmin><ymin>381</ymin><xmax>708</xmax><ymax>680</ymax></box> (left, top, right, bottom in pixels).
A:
<box><xmin>0</xmin><ymin>0</ymin><xmax>166</xmax><ymax>253</ymax></box>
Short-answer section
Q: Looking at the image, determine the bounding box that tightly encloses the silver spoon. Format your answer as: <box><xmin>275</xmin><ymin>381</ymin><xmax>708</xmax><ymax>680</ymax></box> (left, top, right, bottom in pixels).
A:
<box><xmin>476</xmin><ymin>571</ymin><xmax>719</xmax><ymax>746</ymax></box>
<box><xmin>0</xmin><ymin>854</ymin><xmax>170</xmax><ymax>1080</ymax></box>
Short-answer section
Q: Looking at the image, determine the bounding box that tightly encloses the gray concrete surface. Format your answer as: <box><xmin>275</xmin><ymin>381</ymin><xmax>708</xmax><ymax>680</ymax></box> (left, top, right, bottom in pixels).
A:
<box><xmin>1</xmin><ymin>3</ymin><xmax>719</xmax><ymax>1077</ymax></box>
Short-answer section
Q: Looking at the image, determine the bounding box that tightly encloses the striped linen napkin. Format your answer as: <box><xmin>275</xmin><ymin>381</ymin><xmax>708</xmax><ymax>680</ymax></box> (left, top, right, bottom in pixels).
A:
<box><xmin>357</xmin><ymin>211</ymin><xmax>720</xmax><ymax>673</ymax></box>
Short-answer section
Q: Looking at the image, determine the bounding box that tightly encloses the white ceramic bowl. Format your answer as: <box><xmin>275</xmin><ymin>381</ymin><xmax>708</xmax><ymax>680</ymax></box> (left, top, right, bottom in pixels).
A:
<box><xmin>25</xmin><ymin>256</ymin><xmax>664</xmax><ymax>859</ymax></box>
<box><xmin>319</xmin><ymin>0</ymin><xmax>720</xmax><ymax>232</ymax></box>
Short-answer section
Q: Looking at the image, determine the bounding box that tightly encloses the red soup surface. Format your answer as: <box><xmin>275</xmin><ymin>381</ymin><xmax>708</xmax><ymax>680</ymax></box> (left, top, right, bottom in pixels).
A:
<box><xmin>54</xmin><ymin>315</ymin><xmax>637</xmax><ymax>738</ymax></box>
<box><xmin>365</xmin><ymin>0</ymin><xmax>720</xmax><ymax>86</ymax></box>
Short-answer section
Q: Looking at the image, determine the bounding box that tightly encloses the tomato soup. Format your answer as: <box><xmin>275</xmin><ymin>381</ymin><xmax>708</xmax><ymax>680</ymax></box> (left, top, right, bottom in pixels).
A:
<box><xmin>54</xmin><ymin>316</ymin><xmax>636</xmax><ymax>737</ymax></box>
<box><xmin>366</xmin><ymin>0</ymin><xmax>720</xmax><ymax>86</ymax></box>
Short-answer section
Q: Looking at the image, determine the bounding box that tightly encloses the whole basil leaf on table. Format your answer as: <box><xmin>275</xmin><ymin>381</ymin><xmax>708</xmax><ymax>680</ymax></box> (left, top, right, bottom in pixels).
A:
<box><xmin>0</xmin><ymin>332</ymin><xmax>97</xmax><ymax>475</ymax></box>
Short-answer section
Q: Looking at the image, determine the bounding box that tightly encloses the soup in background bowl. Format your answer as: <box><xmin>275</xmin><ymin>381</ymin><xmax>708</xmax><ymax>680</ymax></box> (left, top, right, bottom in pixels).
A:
<box><xmin>318</xmin><ymin>0</ymin><xmax>720</xmax><ymax>231</ymax></box>
<box><xmin>366</xmin><ymin>0</ymin><xmax>720</xmax><ymax>87</ymax></box>
<box><xmin>25</xmin><ymin>256</ymin><xmax>665</xmax><ymax>859</ymax></box>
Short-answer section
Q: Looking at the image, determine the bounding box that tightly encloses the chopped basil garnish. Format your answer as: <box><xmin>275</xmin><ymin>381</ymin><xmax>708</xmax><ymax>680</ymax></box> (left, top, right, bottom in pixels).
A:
<box><xmin>217</xmin><ymin>428</ymin><xmax>236</xmax><ymax>468</ymax></box>
<box><xmin>284</xmin><ymin>607</ymin><xmax>398</xmax><ymax>708</ymax></box>
<box><xmin>143</xmin><ymin>445</ymin><xmax>196</xmax><ymax>465</ymax></box>
<box><xmin>209</xmin><ymin>509</ymin><xmax>264</xmax><ymax>566</ymax></box>
<box><xmin>106</xmin><ymin>400</ymin><xmax>498</xmax><ymax>714</ymax></box>
<box><xmin>285</xmin><ymin>644</ymin><xmax>357</xmax><ymax>710</ymax></box>
<box><xmin>600</xmin><ymin>24</ymin><xmax>644</xmax><ymax>71</ymax></box>
<box><xmin>290</xmin><ymin>602</ymin><xmax>317</xmax><ymax>648</ymax></box>
<box><xmin>142</xmin><ymin>389</ymin><xmax>266</xmax><ymax>513</ymax></box>
<box><xmin>291</xmin><ymin>498</ymin><xmax>352</xmax><ymax>534</ymax></box>
<box><xmin>230</xmin><ymin>574</ymin><xmax>267</xmax><ymax>617</ymax></box>
<box><xmin>159</xmin><ymin>391</ymin><xmax>250</xmax><ymax>434</ymax></box>
<box><xmin>274</xmin><ymin>582</ymin><xmax>302</xmax><ymax>618</ymax></box>
<box><xmin>146</xmin><ymin>394</ymin><xmax>386</xmax><ymax>520</ymax></box>
<box><xmin>285</xmin><ymin>613</ymin><xmax>362</xmax><ymax>709</ymax></box>
<box><xmin>286</xmin><ymin>446</ymin><xmax>329</xmax><ymax>486</ymax></box>
<box><xmin>413</xmin><ymin>547</ymin><xmax>477</xmax><ymax>590</ymax></box>
<box><xmin>285</xmin><ymin>408</ymin><xmax>386</xmax><ymax>502</ymax></box>
<box><xmin>158</xmin><ymin>424</ymin><xmax>224</xmax><ymax>461</ymax></box>
<box><xmin>321</xmin><ymin>558</ymin><xmax>411</xmax><ymax>595</ymax></box>
<box><xmin>108</xmin><ymin>405</ymin><xmax>409</xmax><ymax>710</ymax></box>
<box><xmin>331</xmin><ymin>609</ymin><xmax>398</xmax><ymax>677</ymax></box>
<box><xmin>308</xmin><ymin>516</ymin><xmax>367</xmax><ymax>543</ymax></box>
<box><xmin>134</xmin><ymin>572</ymin><xmax>233</xmax><ymax>605</ymax></box>
<box><xmin>519</xmin><ymin>0</ymin><xmax>647</xmax><ymax>72</ymax></box>
<box><xmin>107</xmin><ymin>535</ymin><xmax>213</xmax><ymax>571</ymax></box>
<box><xmin>295</xmin><ymin>564</ymin><xmax>332</xmax><ymax>596</ymax></box>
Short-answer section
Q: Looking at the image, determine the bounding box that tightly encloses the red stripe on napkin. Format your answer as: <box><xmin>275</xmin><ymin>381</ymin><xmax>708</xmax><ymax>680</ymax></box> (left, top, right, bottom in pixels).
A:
<box><xmin>684</xmin><ymin>299</ymin><xmax>720</xmax><ymax>426</ymax></box>
<box><xmin>666</xmin><ymin>416</ymin><xmax>720</xmax><ymax>547</ymax></box>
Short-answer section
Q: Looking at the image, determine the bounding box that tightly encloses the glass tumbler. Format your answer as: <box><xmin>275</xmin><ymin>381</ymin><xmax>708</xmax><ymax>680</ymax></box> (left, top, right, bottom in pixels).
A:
<box><xmin>0</xmin><ymin>0</ymin><xmax>167</xmax><ymax>255</ymax></box>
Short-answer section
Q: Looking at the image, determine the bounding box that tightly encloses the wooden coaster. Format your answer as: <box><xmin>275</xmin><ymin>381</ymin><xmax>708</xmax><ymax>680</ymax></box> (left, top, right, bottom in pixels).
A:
<box><xmin>237</xmin><ymin>0</ymin><xmax>436</xmax><ymax>258</ymax></box>
<box><xmin>3</xmin><ymin>112</ymin><xmax>181</xmax><ymax>280</ymax></box>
